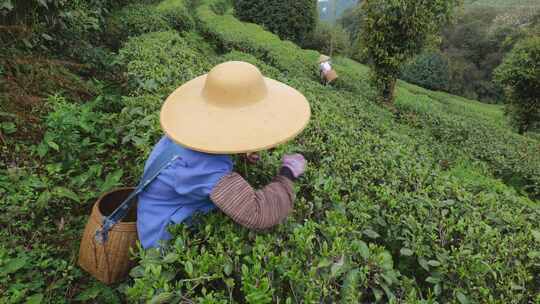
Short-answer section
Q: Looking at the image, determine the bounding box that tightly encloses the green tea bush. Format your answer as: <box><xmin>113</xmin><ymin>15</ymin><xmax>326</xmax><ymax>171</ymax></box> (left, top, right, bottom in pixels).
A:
<box><xmin>117</xmin><ymin>31</ymin><xmax>213</xmax><ymax>95</ymax></box>
<box><xmin>401</xmin><ymin>51</ymin><xmax>450</xmax><ymax>91</ymax></box>
<box><xmin>233</xmin><ymin>0</ymin><xmax>317</xmax><ymax>46</ymax></box>
<box><xmin>36</xmin><ymin>95</ymin><xmax>117</xmax><ymax>166</ymax></box>
<box><xmin>0</xmin><ymin>90</ymin><xmax>131</xmax><ymax>302</ymax></box>
<box><xmin>329</xmin><ymin>56</ymin><xmax>540</xmax><ymax>200</ymax></box>
<box><xmin>114</xmin><ymin>7</ymin><xmax>540</xmax><ymax>299</ymax></box>
<box><xmin>114</xmin><ymin>94</ymin><xmax>163</xmax><ymax>170</ymax></box>
<box><xmin>196</xmin><ymin>0</ymin><xmax>319</xmax><ymax>78</ymax></box>
<box><xmin>395</xmin><ymin>85</ymin><xmax>540</xmax><ymax>199</ymax></box>
<box><xmin>6</xmin><ymin>0</ymin><xmax>537</xmax><ymax>301</ymax></box>
<box><xmin>106</xmin><ymin>4</ymin><xmax>170</xmax><ymax>47</ymax></box>
<box><xmin>220</xmin><ymin>51</ymin><xmax>282</xmax><ymax>80</ymax></box>
<box><xmin>0</xmin><ymin>0</ymin><xmax>113</xmax><ymax>52</ymax></box>
<box><xmin>398</xmin><ymin>81</ymin><xmax>506</xmax><ymax>127</ymax></box>
<box><xmin>155</xmin><ymin>0</ymin><xmax>195</xmax><ymax>31</ymax></box>
<box><xmin>331</xmin><ymin>56</ymin><xmax>374</xmax><ymax>96</ymax></box>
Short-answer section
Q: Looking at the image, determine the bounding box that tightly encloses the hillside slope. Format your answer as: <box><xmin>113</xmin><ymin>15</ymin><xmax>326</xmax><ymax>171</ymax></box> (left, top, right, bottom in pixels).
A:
<box><xmin>121</xmin><ymin>0</ymin><xmax>539</xmax><ymax>302</ymax></box>
<box><xmin>465</xmin><ymin>0</ymin><xmax>540</xmax><ymax>8</ymax></box>
<box><xmin>1</xmin><ymin>0</ymin><xmax>539</xmax><ymax>303</ymax></box>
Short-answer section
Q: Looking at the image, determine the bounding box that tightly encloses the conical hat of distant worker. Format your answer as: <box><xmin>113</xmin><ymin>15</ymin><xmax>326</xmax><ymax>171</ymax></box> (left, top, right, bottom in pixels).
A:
<box><xmin>319</xmin><ymin>54</ymin><xmax>331</xmax><ymax>63</ymax></box>
<box><xmin>160</xmin><ymin>61</ymin><xmax>311</xmax><ymax>154</ymax></box>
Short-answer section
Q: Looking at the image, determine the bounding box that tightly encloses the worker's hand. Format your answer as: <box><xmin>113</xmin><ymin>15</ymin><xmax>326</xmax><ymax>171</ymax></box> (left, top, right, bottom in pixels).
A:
<box><xmin>282</xmin><ymin>154</ymin><xmax>307</xmax><ymax>178</ymax></box>
<box><xmin>244</xmin><ymin>152</ymin><xmax>260</xmax><ymax>164</ymax></box>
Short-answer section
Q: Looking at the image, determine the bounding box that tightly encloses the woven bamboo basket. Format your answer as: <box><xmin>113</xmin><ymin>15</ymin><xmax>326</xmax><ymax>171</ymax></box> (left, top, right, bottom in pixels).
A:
<box><xmin>325</xmin><ymin>69</ymin><xmax>338</xmax><ymax>83</ymax></box>
<box><xmin>78</xmin><ymin>188</ymin><xmax>138</xmax><ymax>285</ymax></box>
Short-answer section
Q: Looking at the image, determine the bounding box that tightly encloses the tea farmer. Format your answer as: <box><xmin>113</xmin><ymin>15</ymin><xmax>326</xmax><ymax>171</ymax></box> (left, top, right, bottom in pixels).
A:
<box><xmin>137</xmin><ymin>61</ymin><xmax>311</xmax><ymax>249</ymax></box>
<box><xmin>319</xmin><ymin>55</ymin><xmax>332</xmax><ymax>85</ymax></box>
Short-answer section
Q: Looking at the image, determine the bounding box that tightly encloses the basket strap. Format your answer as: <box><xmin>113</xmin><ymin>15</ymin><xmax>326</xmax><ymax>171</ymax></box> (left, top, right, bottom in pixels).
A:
<box><xmin>95</xmin><ymin>143</ymin><xmax>184</xmax><ymax>244</ymax></box>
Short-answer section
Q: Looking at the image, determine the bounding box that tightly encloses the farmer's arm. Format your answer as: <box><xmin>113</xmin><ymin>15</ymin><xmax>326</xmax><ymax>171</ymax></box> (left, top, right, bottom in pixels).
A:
<box><xmin>210</xmin><ymin>154</ymin><xmax>305</xmax><ymax>230</ymax></box>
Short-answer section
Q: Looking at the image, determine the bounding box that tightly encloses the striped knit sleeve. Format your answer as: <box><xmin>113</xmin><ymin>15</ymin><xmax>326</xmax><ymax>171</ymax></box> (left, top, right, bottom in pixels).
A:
<box><xmin>210</xmin><ymin>172</ymin><xmax>295</xmax><ymax>230</ymax></box>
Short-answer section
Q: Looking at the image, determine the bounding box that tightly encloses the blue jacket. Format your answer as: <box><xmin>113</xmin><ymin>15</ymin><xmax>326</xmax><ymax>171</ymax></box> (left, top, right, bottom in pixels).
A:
<box><xmin>137</xmin><ymin>136</ymin><xmax>233</xmax><ymax>248</ymax></box>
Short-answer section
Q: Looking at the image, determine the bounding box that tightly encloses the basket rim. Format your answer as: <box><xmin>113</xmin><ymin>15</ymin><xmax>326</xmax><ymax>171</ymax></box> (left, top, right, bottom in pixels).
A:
<box><xmin>91</xmin><ymin>187</ymin><xmax>138</xmax><ymax>232</ymax></box>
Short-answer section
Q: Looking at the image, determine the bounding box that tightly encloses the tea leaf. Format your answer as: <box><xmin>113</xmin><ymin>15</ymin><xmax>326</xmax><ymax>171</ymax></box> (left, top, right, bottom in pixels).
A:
<box><xmin>357</xmin><ymin>241</ymin><xmax>370</xmax><ymax>260</ymax></box>
<box><xmin>532</xmin><ymin>230</ymin><xmax>540</xmax><ymax>242</ymax></box>
<box><xmin>149</xmin><ymin>292</ymin><xmax>173</xmax><ymax>304</ymax></box>
<box><xmin>25</xmin><ymin>294</ymin><xmax>44</xmax><ymax>304</ymax></box>
<box><xmin>400</xmin><ymin>248</ymin><xmax>414</xmax><ymax>256</ymax></box>
<box><xmin>457</xmin><ymin>292</ymin><xmax>470</xmax><ymax>304</ymax></box>
<box><xmin>53</xmin><ymin>187</ymin><xmax>79</xmax><ymax>202</ymax></box>
<box><xmin>428</xmin><ymin>260</ymin><xmax>441</xmax><ymax>267</ymax></box>
<box><xmin>184</xmin><ymin>261</ymin><xmax>193</xmax><ymax>276</ymax></box>
<box><xmin>1</xmin><ymin>257</ymin><xmax>26</xmax><ymax>275</ymax></box>
<box><xmin>363</xmin><ymin>229</ymin><xmax>380</xmax><ymax>239</ymax></box>
<box><xmin>100</xmin><ymin>169</ymin><xmax>124</xmax><ymax>193</ymax></box>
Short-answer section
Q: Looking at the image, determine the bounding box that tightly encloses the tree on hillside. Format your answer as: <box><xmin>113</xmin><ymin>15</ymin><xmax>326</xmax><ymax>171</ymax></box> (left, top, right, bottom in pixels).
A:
<box><xmin>303</xmin><ymin>22</ymin><xmax>351</xmax><ymax>56</ymax></box>
<box><xmin>339</xmin><ymin>3</ymin><xmax>364</xmax><ymax>43</ymax></box>
<box><xmin>495</xmin><ymin>37</ymin><xmax>540</xmax><ymax>134</ymax></box>
<box><xmin>359</xmin><ymin>0</ymin><xmax>461</xmax><ymax>104</ymax></box>
<box><xmin>234</xmin><ymin>0</ymin><xmax>317</xmax><ymax>46</ymax></box>
<box><xmin>440</xmin><ymin>6</ymin><xmax>528</xmax><ymax>102</ymax></box>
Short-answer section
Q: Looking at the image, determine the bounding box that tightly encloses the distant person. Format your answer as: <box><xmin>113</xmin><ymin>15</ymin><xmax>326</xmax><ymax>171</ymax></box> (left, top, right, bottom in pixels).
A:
<box><xmin>319</xmin><ymin>55</ymin><xmax>334</xmax><ymax>85</ymax></box>
<box><xmin>137</xmin><ymin>61</ymin><xmax>311</xmax><ymax>248</ymax></box>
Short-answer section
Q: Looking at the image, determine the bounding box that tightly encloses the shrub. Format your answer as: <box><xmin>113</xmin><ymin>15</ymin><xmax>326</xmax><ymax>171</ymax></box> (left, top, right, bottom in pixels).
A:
<box><xmin>233</xmin><ymin>0</ymin><xmax>317</xmax><ymax>46</ymax></box>
<box><xmin>7</xmin><ymin>0</ymin><xmax>539</xmax><ymax>301</ymax></box>
<box><xmin>155</xmin><ymin>0</ymin><xmax>195</xmax><ymax>31</ymax></box>
<box><xmin>495</xmin><ymin>36</ymin><xmax>540</xmax><ymax>134</ymax></box>
<box><xmin>114</xmin><ymin>7</ymin><xmax>540</xmax><ymax>300</ymax></box>
<box><xmin>117</xmin><ymin>31</ymin><xmax>213</xmax><ymax>95</ymax></box>
<box><xmin>36</xmin><ymin>95</ymin><xmax>117</xmax><ymax>165</ymax></box>
<box><xmin>124</xmin><ymin>68</ymin><xmax>540</xmax><ymax>302</ymax></box>
<box><xmin>0</xmin><ymin>0</ymin><xmax>115</xmax><ymax>53</ymax></box>
<box><xmin>395</xmin><ymin>83</ymin><xmax>540</xmax><ymax>199</ymax></box>
<box><xmin>303</xmin><ymin>22</ymin><xmax>351</xmax><ymax>57</ymax></box>
<box><xmin>114</xmin><ymin>94</ymin><xmax>163</xmax><ymax>169</ymax></box>
<box><xmin>220</xmin><ymin>51</ymin><xmax>283</xmax><ymax>80</ymax></box>
<box><xmin>196</xmin><ymin>0</ymin><xmax>319</xmax><ymax>77</ymax></box>
<box><xmin>401</xmin><ymin>51</ymin><xmax>450</xmax><ymax>91</ymax></box>
<box><xmin>106</xmin><ymin>4</ymin><xmax>170</xmax><ymax>47</ymax></box>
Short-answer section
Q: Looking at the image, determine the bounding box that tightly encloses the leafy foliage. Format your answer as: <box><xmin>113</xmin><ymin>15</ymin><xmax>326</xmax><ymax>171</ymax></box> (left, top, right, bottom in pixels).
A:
<box><xmin>303</xmin><ymin>22</ymin><xmax>351</xmax><ymax>57</ymax></box>
<box><xmin>495</xmin><ymin>36</ymin><xmax>540</xmax><ymax>134</ymax></box>
<box><xmin>122</xmin><ymin>1</ymin><xmax>540</xmax><ymax>302</ymax></box>
<box><xmin>196</xmin><ymin>0</ymin><xmax>319</xmax><ymax>77</ymax></box>
<box><xmin>0</xmin><ymin>92</ymin><xmax>127</xmax><ymax>302</ymax></box>
<box><xmin>155</xmin><ymin>0</ymin><xmax>194</xmax><ymax>31</ymax></box>
<box><xmin>2</xmin><ymin>0</ymin><xmax>540</xmax><ymax>302</ymax></box>
<box><xmin>36</xmin><ymin>95</ymin><xmax>117</xmax><ymax>164</ymax></box>
<box><xmin>233</xmin><ymin>0</ymin><xmax>317</xmax><ymax>46</ymax></box>
<box><xmin>106</xmin><ymin>3</ymin><xmax>170</xmax><ymax>47</ymax></box>
<box><xmin>401</xmin><ymin>51</ymin><xmax>450</xmax><ymax>91</ymax></box>
<box><xmin>397</xmin><ymin>84</ymin><xmax>540</xmax><ymax>199</ymax></box>
<box><xmin>440</xmin><ymin>6</ymin><xmax>525</xmax><ymax>102</ymax></box>
<box><xmin>0</xmin><ymin>0</ymin><xmax>118</xmax><ymax>53</ymax></box>
<box><xmin>359</xmin><ymin>0</ymin><xmax>461</xmax><ymax>103</ymax></box>
<box><xmin>338</xmin><ymin>3</ymin><xmax>364</xmax><ymax>44</ymax></box>
<box><xmin>118</xmin><ymin>30</ymin><xmax>213</xmax><ymax>95</ymax></box>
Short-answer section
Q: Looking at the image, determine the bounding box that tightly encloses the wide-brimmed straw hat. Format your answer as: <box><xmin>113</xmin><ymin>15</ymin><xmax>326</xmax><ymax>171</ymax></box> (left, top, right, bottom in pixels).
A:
<box><xmin>318</xmin><ymin>55</ymin><xmax>331</xmax><ymax>63</ymax></box>
<box><xmin>160</xmin><ymin>61</ymin><xmax>311</xmax><ymax>154</ymax></box>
